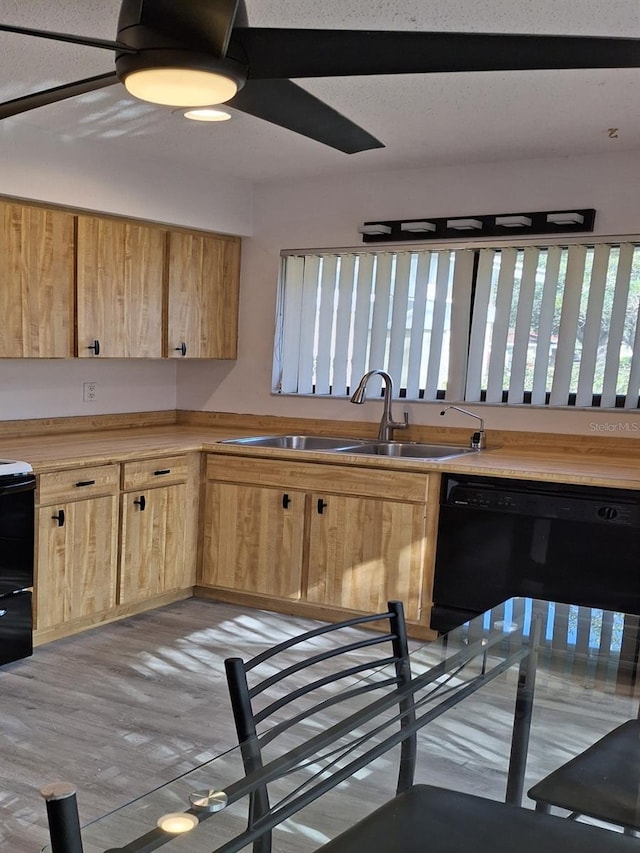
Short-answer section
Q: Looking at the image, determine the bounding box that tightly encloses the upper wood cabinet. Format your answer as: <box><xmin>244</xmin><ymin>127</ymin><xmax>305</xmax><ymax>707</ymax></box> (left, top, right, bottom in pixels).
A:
<box><xmin>76</xmin><ymin>215</ymin><xmax>165</xmax><ymax>358</ymax></box>
<box><xmin>0</xmin><ymin>196</ymin><xmax>242</xmax><ymax>360</ymax></box>
<box><xmin>0</xmin><ymin>200</ymin><xmax>74</xmax><ymax>357</ymax></box>
<box><xmin>167</xmin><ymin>230</ymin><xmax>241</xmax><ymax>359</ymax></box>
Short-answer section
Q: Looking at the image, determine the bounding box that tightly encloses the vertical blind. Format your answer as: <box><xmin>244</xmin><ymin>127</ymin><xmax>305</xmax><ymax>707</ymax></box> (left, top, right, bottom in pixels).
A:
<box><xmin>274</xmin><ymin>241</ymin><xmax>640</xmax><ymax>408</ymax></box>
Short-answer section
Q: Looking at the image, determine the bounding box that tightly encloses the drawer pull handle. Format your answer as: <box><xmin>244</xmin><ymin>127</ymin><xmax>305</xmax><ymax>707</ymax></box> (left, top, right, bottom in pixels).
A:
<box><xmin>282</xmin><ymin>493</ymin><xmax>291</xmax><ymax>509</ymax></box>
<box><xmin>52</xmin><ymin>509</ymin><xmax>65</xmax><ymax>527</ymax></box>
<box><xmin>87</xmin><ymin>339</ymin><xmax>100</xmax><ymax>355</ymax></box>
<box><xmin>317</xmin><ymin>499</ymin><xmax>328</xmax><ymax>515</ymax></box>
<box><xmin>153</xmin><ymin>469</ymin><xmax>171</xmax><ymax>476</ymax></box>
<box><xmin>133</xmin><ymin>495</ymin><xmax>146</xmax><ymax>511</ymax></box>
<box><xmin>75</xmin><ymin>480</ymin><xmax>96</xmax><ymax>488</ymax></box>
<box><xmin>174</xmin><ymin>342</ymin><xmax>187</xmax><ymax>357</ymax></box>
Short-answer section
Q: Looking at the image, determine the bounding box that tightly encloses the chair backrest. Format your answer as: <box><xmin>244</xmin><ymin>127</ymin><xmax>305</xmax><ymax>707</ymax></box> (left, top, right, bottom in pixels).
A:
<box><xmin>224</xmin><ymin>601</ymin><xmax>416</xmax><ymax>853</ymax></box>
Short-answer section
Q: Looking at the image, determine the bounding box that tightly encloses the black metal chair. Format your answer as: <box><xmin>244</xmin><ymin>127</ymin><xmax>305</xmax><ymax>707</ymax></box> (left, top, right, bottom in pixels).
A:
<box><xmin>527</xmin><ymin>717</ymin><xmax>640</xmax><ymax>835</ymax></box>
<box><xmin>223</xmin><ymin>600</ymin><xmax>416</xmax><ymax>853</ymax></box>
<box><xmin>314</xmin><ymin>783</ymin><xmax>640</xmax><ymax>853</ymax></box>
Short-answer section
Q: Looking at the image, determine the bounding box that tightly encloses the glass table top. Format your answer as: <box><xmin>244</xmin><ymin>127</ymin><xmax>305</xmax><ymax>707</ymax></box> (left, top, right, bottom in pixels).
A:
<box><xmin>42</xmin><ymin>597</ymin><xmax>640</xmax><ymax>852</ymax></box>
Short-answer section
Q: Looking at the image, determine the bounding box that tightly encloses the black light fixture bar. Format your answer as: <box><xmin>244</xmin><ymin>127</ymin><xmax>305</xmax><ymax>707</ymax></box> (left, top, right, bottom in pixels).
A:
<box><xmin>359</xmin><ymin>208</ymin><xmax>596</xmax><ymax>243</ymax></box>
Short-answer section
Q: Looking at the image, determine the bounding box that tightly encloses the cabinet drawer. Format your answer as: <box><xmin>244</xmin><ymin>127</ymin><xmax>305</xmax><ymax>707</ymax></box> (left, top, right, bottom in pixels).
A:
<box><xmin>38</xmin><ymin>464</ymin><xmax>120</xmax><ymax>505</ymax></box>
<box><xmin>122</xmin><ymin>455</ymin><xmax>189</xmax><ymax>490</ymax></box>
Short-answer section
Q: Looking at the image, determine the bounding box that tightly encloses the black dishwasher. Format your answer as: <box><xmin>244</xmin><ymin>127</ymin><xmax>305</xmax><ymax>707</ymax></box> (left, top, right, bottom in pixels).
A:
<box><xmin>431</xmin><ymin>473</ymin><xmax>640</xmax><ymax>634</ymax></box>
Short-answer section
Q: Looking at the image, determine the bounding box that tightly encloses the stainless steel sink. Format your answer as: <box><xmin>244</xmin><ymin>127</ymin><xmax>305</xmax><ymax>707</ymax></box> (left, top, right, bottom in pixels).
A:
<box><xmin>335</xmin><ymin>442</ymin><xmax>477</xmax><ymax>460</ymax></box>
<box><xmin>219</xmin><ymin>435</ymin><xmax>369</xmax><ymax>451</ymax></box>
<box><xmin>220</xmin><ymin>435</ymin><xmax>477</xmax><ymax>459</ymax></box>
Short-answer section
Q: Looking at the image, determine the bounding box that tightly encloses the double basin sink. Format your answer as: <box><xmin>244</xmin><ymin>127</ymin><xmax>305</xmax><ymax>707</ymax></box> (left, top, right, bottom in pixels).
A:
<box><xmin>220</xmin><ymin>434</ymin><xmax>477</xmax><ymax>461</ymax></box>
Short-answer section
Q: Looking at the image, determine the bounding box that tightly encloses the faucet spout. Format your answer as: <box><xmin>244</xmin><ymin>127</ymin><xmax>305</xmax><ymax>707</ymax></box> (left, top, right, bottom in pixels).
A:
<box><xmin>350</xmin><ymin>370</ymin><xmax>409</xmax><ymax>442</ymax></box>
<box><xmin>440</xmin><ymin>405</ymin><xmax>486</xmax><ymax>450</ymax></box>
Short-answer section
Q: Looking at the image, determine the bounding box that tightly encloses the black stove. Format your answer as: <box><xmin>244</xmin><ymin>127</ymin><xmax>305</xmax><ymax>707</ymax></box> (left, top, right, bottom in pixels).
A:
<box><xmin>0</xmin><ymin>460</ymin><xmax>35</xmax><ymax>665</ymax></box>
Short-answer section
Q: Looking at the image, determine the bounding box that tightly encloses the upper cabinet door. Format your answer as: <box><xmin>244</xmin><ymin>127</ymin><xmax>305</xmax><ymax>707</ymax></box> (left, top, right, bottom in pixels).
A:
<box><xmin>0</xmin><ymin>201</ymin><xmax>74</xmax><ymax>357</ymax></box>
<box><xmin>77</xmin><ymin>216</ymin><xmax>166</xmax><ymax>358</ymax></box>
<box><xmin>167</xmin><ymin>230</ymin><xmax>241</xmax><ymax>359</ymax></box>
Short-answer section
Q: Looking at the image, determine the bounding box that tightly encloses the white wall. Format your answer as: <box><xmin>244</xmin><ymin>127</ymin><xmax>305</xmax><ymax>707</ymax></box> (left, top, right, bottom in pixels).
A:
<box><xmin>0</xmin><ymin>121</ymin><xmax>253</xmax><ymax>421</ymax></box>
<box><xmin>1</xmin><ymin>359</ymin><xmax>177</xmax><ymax>420</ymax></box>
<box><xmin>177</xmin><ymin>150</ymin><xmax>640</xmax><ymax>437</ymax></box>
<box><xmin>3</xmin><ymin>126</ymin><xmax>640</xmax><ymax>435</ymax></box>
<box><xmin>0</xmin><ymin>121</ymin><xmax>253</xmax><ymax>235</ymax></box>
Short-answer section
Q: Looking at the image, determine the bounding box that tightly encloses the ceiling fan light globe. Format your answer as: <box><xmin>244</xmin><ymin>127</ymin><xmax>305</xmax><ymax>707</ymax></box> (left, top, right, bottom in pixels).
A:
<box><xmin>123</xmin><ymin>67</ymin><xmax>238</xmax><ymax>107</ymax></box>
<box><xmin>183</xmin><ymin>108</ymin><xmax>231</xmax><ymax>122</ymax></box>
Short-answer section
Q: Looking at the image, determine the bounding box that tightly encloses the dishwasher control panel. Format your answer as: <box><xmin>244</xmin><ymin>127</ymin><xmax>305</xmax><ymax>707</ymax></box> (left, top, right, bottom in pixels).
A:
<box><xmin>445</xmin><ymin>477</ymin><xmax>640</xmax><ymax>527</ymax></box>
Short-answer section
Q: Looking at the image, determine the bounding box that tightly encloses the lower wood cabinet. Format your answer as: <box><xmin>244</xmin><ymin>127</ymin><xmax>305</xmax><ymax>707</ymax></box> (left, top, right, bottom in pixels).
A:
<box><xmin>201</xmin><ymin>454</ymin><xmax>432</xmax><ymax>623</ymax></box>
<box><xmin>35</xmin><ymin>465</ymin><xmax>119</xmax><ymax>630</ymax></box>
<box><xmin>33</xmin><ymin>446</ymin><xmax>436</xmax><ymax>642</ymax></box>
<box><xmin>306</xmin><ymin>493</ymin><xmax>428</xmax><ymax>619</ymax></box>
<box><xmin>203</xmin><ymin>482</ymin><xmax>305</xmax><ymax>598</ymax></box>
<box><xmin>118</xmin><ymin>455</ymin><xmax>198</xmax><ymax>606</ymax></box>
<box><xmin>34</xmin><ymin>453</ymin><xmax>200</xmax><ymax>640</ymax></box>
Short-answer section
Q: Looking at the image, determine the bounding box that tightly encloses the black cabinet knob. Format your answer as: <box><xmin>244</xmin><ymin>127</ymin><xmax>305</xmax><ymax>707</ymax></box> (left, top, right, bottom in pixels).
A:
<box><xmin>51</xmin><ymin>509</ymin><xmax>65</xmax><ymax>527</ymax></box>
<box><xmin>282</xmin><ymin>493</ymin><xmax>291</xmax><ymax>509</ymax></box>
<box><xmin>317</xmin><ymin>499</ymin><xmax>328</xmax><ymax>514</ymax></box>
<box><xmin>174</xmin><ymin>342</ymin><xmax>187</xmax><ymax>357</ymax></box>
<box><xmin>87</xmin><ymin>340</ymin><xmax>100</xmax><ymax>355</ymax></box>
<box><xmin>133</xmin><ymin>495</ymin><xmax>146</xmax><ymax>511</ymax></box>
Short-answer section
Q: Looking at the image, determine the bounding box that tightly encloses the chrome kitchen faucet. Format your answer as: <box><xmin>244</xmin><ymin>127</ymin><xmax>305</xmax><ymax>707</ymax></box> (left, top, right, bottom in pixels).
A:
<box><xmin>350</xmin><ymin>370</ymin><xmax>409</xmax><ymax>442</ymax></box>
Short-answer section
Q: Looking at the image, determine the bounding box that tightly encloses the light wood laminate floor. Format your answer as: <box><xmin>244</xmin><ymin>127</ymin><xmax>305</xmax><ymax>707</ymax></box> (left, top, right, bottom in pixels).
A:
<box><xmin>1</xmin><ymin>599</ymin><xmax>635</xmax><ymax>852</ymax></box>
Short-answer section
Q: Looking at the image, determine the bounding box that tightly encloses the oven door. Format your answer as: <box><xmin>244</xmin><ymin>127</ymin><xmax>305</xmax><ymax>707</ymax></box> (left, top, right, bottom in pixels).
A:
<box><xmin>0</xmin><ymin>590</ymin><xmax>32</xmax><ymax>665</ymax></box>
<box><xmin>0</xmin><ymin>474</ymin><xmax>36</xmax><ymax>595</ymax></box>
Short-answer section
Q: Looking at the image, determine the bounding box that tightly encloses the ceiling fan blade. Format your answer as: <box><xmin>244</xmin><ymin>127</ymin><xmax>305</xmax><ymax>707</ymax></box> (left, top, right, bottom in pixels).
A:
<box><xmin>227</xmin><ymin>79</ymin><xmax>383</xmax><ymax>154</ymax></box>
<box><xmin>0</xmin><ymin>73</ymin><xmax>119</xmax><ymax>120</ymax></box>
<box><xmin>0</xmin><ymin>23</ymin><xmax>134</xmax><ymax>52</ymax></box>
<box><xmin>229</xmin><ymin>28</ymin><xmax>640</xmax><ymax>79</ymax></box>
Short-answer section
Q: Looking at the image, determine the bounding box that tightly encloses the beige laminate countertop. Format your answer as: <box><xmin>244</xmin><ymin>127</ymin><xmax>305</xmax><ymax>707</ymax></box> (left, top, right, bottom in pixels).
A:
<box><xmin>1</xmin><ymin>425</ymin><xmax>639</xmax><ymax>490</ymax></box>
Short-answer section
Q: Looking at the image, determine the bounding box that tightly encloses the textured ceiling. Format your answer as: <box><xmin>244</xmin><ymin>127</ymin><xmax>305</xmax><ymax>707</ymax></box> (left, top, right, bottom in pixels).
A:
<box><xmin>0</xmin><ymin>0</ymin><xmax>639</xmax><ymax>183</ymax></box>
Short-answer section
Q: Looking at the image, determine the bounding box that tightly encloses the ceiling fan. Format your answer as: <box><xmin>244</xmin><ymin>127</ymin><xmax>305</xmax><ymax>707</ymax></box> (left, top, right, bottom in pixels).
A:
<box><xmin>1</xmin><ymin>0</ymin><xmax>639</xmax><ymax>153</ymax></box>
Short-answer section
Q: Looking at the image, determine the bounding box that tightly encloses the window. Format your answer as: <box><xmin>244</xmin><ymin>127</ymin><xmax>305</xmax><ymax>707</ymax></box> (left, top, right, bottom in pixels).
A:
<box><xmin>273</xmin><ymin>240</ymin><xmax>640</xmax><ymax>408</ymax></box>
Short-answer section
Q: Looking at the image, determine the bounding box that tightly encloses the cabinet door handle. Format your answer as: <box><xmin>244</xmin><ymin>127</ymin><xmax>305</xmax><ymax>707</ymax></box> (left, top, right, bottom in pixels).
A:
<box><xmin>317</xmin><ymin>499</ymin><xmax>328</xmax><ymax>514</ymax></box>
<box><xmin>153</xmin><ymin>469</ymin><xmax>171</xmax><ymax>476</ymax></box>
<box><xmin>282</xmin><ymin>493</ymin><xmax>291</xmax><ymax>509</ymax></box>
<box><xmin>133</xmin><ymin>495</ymin><xmax>146</xmax><ymax>511</ymax></box>
<box><xmin>51</xmin><ymin>509</ymin><xmax>65</xmax><ymax>527</ymax></box>
<box><xmin>87</xmin><ymin>340</ymin><xmax>100</xmax><ymax>355</ymax></box>
<box><xmin>75</xmin><ymin>480</ymin><xmax>96</xmax><ymax>488</ymax></box>
<box><xmin>174</xmin><ymin>342</ymin><xmax>187</xmax><ymax>357</ymax></box>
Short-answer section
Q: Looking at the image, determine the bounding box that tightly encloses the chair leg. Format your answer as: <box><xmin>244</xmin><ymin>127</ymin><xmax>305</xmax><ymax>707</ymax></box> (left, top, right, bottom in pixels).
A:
<box><xmin>534</xmin><ymin>801</ymin><xmax>553</xmax><ymax>814</ymax></box>
<box><xmin>248</xmin><ymin>788</ymin><xmax>272</xmax><ymax>853</ymax></box>
<box><xmin>40</xmin><ymin>783</ymin><xmax>84</xmax><ymax>853</ymax></box>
